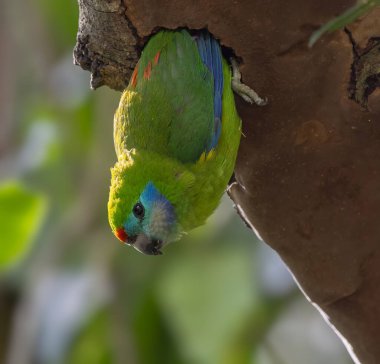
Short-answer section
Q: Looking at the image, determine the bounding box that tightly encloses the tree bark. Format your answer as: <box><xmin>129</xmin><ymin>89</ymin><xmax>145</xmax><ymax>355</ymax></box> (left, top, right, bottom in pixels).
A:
<box><xmin>74</xmin><ymin>1</ymin><xmax>380</xmax><ymax>362</ymax></box>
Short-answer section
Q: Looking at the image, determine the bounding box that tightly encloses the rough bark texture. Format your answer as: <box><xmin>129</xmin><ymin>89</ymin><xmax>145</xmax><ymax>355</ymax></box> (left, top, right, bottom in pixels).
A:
<box><xmin>74</xmin><ymin>0</ymin><xmax>141</xmax><ymax>90</ymax></box>
<box><xmin>74</xmin><ymin>1</ymin><xmax>380</xmax><ymax>363</ymax></box>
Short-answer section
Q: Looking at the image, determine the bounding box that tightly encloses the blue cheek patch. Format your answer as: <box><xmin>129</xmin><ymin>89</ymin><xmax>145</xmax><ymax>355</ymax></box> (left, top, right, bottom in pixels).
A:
<box><xmin>123</xmin><ymin>182</ymin><xmax>176</xmax><ymax>238</ymax></box>
<box><xmin>124</xmin><ymin>215</ymin><xmax>140</xmax><ymax>237</ymax></box>
<box><xmin>140</xmin><ymin>181</ymin><xmax>162</xmax><ymax>206</ymax></box>
<box><xmin>140</xmin><ymin>182</ymin><xmax>176</xmax><ymax>224</ymax></box>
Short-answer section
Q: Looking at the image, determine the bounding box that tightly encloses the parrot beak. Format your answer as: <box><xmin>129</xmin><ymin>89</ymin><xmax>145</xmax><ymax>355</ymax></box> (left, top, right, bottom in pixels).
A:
<box><xmin>133</xmin><ymin>233</ymin><xmax>163</xmax><ymax>256</ymax></box>
<box><xmin>115</xmin><ymin>227</ymin><xmax>164</xmax><ymax>255</ymax></box>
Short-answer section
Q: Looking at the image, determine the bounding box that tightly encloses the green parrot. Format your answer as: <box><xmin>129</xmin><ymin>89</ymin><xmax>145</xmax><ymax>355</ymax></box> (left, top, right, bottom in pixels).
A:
<box><xmin>108</xmin><ymin>30</ymin><xmax>265</xmax><ymax>255</ymax></box>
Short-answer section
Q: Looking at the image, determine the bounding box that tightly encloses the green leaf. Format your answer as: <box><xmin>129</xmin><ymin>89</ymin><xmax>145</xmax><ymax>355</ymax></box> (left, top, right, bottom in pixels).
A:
<box><xmin>0</xmin><ymin>181</ymin><xmax>47</xmax><ymax>270</ymax></box>
<box><xmin>309</xmin><ymin>0</ymin><xmax>380</xmax><ymax>47</ymax></box>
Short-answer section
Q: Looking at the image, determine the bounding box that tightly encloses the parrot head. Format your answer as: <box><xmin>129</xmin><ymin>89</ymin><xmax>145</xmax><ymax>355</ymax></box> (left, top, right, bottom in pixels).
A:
<box><xmin>113</xmin><ymin>181</ymin><xmax>176</xmax><ymax>255</ymax></box>
<box><xmin>108</xmin><ymin>150</ymin><xmax>196</xmax><ymax>255</ymax></box>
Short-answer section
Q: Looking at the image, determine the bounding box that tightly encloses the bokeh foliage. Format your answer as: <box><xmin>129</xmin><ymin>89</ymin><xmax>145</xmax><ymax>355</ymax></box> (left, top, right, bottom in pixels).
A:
<box><xmin>0</xmin><ymin>182</ymin><xmax>46</xmax><ymax>270</ymax></box>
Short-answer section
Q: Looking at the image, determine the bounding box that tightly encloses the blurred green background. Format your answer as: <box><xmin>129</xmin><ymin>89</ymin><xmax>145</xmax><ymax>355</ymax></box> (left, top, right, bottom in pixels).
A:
<box><xmin>0</xmin><ymin>1</ymin><xmax>353</xmax><ymax>363</ymax></box>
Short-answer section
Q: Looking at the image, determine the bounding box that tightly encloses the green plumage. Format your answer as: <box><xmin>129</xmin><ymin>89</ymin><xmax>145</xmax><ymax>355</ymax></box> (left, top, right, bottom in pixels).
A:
<box><xmin>114</xmin><ymin>31</ymin><xmax>215</xmax><ymax>163</ymax></box>
<box><xmin>108</xmin><ymin>30</ymin><xmax>241</xmax><ymax>249</ymax></box>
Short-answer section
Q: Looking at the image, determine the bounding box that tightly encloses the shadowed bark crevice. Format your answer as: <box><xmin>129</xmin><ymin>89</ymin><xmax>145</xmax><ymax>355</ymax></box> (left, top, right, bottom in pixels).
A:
<box><xmin>346</xmin><ymin>28</ymin><xmax>380</xmax><ymax>108</ymax></box>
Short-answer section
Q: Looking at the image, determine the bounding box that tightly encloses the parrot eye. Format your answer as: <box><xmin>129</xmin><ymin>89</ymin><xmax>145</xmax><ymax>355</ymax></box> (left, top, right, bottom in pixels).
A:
<box><xmin>133</xmin><ymin>202</ymin><xmax>145</xmax><ymax>219</ymax></box>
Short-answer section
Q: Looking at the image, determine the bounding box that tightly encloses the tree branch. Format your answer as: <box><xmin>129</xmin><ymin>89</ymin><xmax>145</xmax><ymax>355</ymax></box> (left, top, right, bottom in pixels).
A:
<box><xmin>74</xmin><ymin>1</ymin><xmax>380</xmax><ymax>362</ymax></box>
<box><xmin>74</xmin><ymin>0</ymin><xmax>142</xmax><ymax>90</ymax></box>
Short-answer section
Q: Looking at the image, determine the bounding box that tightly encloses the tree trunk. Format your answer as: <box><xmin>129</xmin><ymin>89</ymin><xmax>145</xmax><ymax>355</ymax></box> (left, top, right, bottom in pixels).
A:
<box><xmin>74</xmin><ymin>1</ymin><xmax>380</xmax><ymax>362</ymax></box>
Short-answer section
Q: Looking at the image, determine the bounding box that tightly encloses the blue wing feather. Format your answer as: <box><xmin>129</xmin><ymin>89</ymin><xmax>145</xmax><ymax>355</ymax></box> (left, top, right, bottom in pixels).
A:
<box><xmin>195</xmin><ymin>32</ymin><xmax>223</xmax><ymax>150</ymax></box>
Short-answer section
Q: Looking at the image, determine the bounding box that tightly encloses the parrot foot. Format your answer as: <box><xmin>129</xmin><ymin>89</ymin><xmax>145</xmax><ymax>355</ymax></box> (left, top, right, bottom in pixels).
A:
<box><xmin>230</xmin><ymin>58</ymin><xmax>267</xmax><ymax>106</ymax></box>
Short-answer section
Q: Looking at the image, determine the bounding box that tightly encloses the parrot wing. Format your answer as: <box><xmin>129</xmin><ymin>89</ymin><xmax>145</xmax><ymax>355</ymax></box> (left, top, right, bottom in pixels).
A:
<box><xmin>194</xmin><ymin>32</ymin><xmax>223</xmax><ymax>151</ymax></box>
<box><xmin>121</xmin><ymin>30</ymin><xmax>224</xmax><ymax>164</ymax></box>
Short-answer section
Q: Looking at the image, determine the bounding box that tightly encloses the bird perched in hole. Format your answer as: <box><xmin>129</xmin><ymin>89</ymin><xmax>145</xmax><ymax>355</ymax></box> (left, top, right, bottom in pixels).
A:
<box><xmin>108</xmin><ymin>30</ymin><xmax>265</xmax><ymax>255</ymax></box>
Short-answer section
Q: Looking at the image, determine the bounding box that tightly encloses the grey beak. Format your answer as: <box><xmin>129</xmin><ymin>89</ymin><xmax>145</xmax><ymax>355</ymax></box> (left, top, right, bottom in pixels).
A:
<box><xmin>133</xmin><ymin>233</ymin><xmax>163</xmax><ymax>256</ymax></box>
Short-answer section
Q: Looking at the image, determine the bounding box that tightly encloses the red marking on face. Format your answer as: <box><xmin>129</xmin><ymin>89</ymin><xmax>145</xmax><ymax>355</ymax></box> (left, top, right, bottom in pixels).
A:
<box><xmin>131</xmin><ymin>65</ymin><xmax>139</xmax><ymax>87</ymax></box>
<box><xmin>154</xmin><ymin>51</ymin><xmax>160</xmax><ymax>65</ymax></box>
<box><xmin>115</xmin><ymin>227</ymin><xmax>128</xmax><ymax>243</ymax></box>
<box><xmin>143</xmin><ymin>61</ymin><xmax>152</xmax><ymax>80</ymax></box>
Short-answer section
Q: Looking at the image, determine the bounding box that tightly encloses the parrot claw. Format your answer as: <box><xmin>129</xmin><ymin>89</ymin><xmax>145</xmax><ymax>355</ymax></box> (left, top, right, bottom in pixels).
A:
<box><xmin>230</xmin><ymin>58</ymin><xmax>267</xmax><ymax>106</ymax></box>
